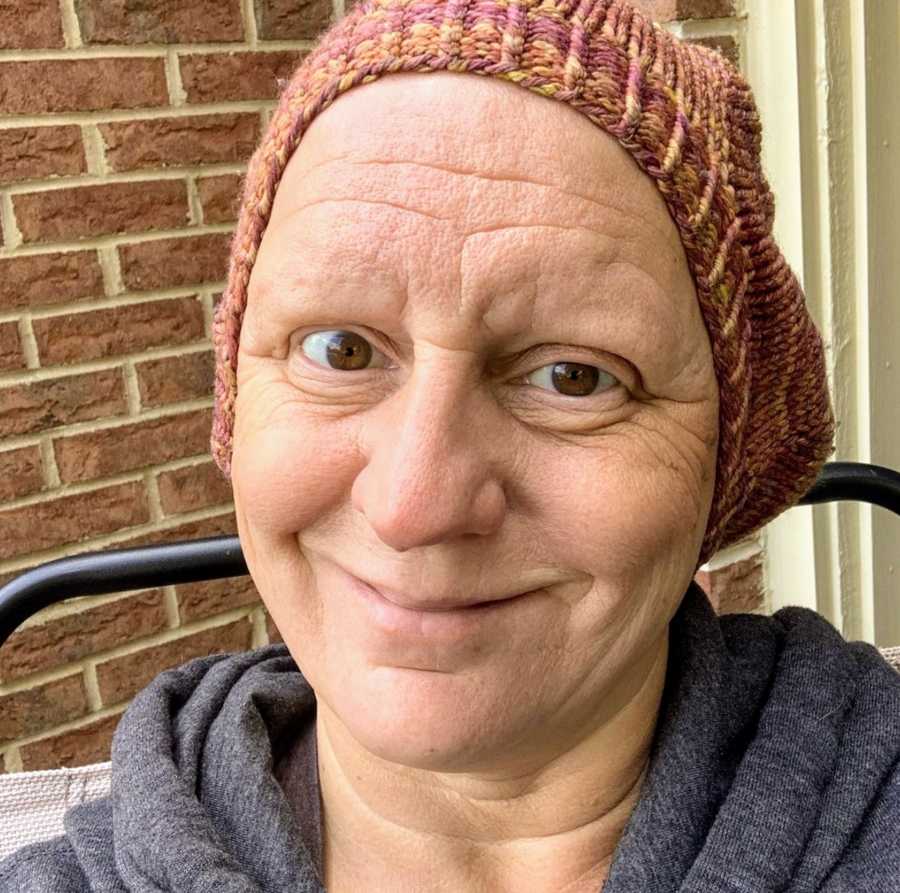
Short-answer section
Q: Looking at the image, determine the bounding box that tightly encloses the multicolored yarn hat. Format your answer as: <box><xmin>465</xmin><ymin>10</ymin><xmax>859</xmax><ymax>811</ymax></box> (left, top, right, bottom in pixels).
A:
<box><xmin>211</xmin><ymin>0</ymin><xmax>835</xmax><ymax>566</ymax></box>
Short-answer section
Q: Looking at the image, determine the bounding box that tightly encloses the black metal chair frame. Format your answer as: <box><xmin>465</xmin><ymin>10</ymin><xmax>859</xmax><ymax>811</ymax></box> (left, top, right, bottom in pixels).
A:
<box><xmin>2</xmin><ymin>461</ymin><xmax>900</xmax><ymax>650</ymax></box>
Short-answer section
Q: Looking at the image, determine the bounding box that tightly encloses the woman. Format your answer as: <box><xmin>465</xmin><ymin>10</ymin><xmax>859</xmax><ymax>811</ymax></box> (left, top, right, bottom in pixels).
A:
<box><xmin>3</xmin><ymin>1</ymin><xmax>899</xmax><ymax>890</ymax></box>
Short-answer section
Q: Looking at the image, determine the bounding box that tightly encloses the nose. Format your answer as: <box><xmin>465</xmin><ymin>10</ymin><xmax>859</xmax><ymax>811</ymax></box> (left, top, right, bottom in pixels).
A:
<box><xmin>350</xmin><ymin>360</ymin><xmax>507</xmax><ymax>552</ymax></box>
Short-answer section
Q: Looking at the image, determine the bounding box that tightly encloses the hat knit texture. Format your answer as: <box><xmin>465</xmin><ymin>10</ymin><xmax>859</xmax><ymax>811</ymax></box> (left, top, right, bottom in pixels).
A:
<box><xmin>211</xmin><ymin>0</ymin><xmax>835</xmax><ymax>566</ymax></box>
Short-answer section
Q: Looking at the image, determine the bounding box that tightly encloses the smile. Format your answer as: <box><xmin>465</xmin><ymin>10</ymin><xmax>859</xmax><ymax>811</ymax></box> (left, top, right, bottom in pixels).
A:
<box><xmin>343</xmin><ymin>568</ymin><xmax>538</xmax><ymax>639</ymax></box>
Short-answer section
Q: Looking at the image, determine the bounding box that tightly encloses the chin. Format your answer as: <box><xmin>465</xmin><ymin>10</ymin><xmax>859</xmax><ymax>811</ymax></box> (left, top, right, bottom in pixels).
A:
<box><xmin>322</xmin><ymin>662</ymin><xmax>535</xmax><ymax>772</ymax></box>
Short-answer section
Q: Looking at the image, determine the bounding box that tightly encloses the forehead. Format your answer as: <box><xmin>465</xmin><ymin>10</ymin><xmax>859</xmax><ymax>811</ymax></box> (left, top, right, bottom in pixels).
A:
<box><xmin>268</xmin><ymin>72</ymin><xmax>680</xmax><ymax>246</ymax></box>
<box><xmin>249</xmin><ymin>73</ymin><xmax>708</xmax><ymax>383</ymax></box>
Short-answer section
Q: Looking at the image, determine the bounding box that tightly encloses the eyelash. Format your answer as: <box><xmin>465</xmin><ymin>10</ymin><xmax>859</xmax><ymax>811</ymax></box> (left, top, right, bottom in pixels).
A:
<box><xmin>292</xmin><ymin>328</ymin><xmax>626</xmax><ymax>400</ymax></box>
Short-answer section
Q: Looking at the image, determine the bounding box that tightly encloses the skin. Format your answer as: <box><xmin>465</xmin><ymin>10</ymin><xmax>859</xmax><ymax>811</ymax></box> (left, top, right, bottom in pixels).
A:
<box><xmin>231</xmin><ymin>72</ymin><xmax>720</xmax><ymax>892</ymax></box>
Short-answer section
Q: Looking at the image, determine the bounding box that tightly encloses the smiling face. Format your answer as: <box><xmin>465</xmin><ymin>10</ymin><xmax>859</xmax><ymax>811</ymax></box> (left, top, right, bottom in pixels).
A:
<box><xmin>231</xmin><ymin>72</ymin><xmax>719</xmax><ymax>772</ymax></box>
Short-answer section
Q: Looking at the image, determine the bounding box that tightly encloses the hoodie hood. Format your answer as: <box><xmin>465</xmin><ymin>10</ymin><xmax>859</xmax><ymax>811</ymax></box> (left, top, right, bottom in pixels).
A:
<box><xmin>2</xmin><ymin>581</ymin><xmax>899</xmax><ymax>891</ymax></box>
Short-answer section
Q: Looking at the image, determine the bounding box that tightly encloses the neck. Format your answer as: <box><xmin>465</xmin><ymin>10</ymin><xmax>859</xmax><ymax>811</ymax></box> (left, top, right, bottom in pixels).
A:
<box><xmin>315</xmin><ymin>631</ymin><xmax>669</xmax><ymax>893</ymax></box>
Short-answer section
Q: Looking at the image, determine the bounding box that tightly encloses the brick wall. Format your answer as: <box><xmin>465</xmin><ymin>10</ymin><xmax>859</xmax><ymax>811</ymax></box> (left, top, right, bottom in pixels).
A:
<box><xmin>0</xmin><ymin>0</ymin><xmax>752</xmax><ymax>773</ymax></box>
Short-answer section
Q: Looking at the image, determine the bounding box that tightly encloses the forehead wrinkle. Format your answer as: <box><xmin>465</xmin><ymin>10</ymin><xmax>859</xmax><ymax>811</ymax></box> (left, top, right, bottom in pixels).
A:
<box><xmin>461</xmin><ymin>220</ymin><xmax>622</xmax><ymax>241</ymax></box>
<box><xmin>257</xmin><ymin>214</ymin><xmax>679</xmax><ymax>335</ymax></box>
<box><xmin>456</xmin><ymin>223</ymin><xmax>681</xmax><ymax>325</ymax></box>
<box><xmin>282</xmin><ymin>154</ymin><xmax>679</xmax><ymax>250</ymax></box>
<box><xmin>261</xmin><ymin>152</ymin><xmax>690</xmax><ymax>339</ymax></box>
<box><xmin>349</xmin><ymin>156</ymin><xmax>667</xmax><ymax>237</ymax></box>
<box><xmin>457</xmin><ymin>224</ymin><xmax>654</xmax><ymax>339</ymax></box>
<box><xmin>269</xmin><ymin>195</ymin><xmax>453</xmax><ymax>236</ymax></box>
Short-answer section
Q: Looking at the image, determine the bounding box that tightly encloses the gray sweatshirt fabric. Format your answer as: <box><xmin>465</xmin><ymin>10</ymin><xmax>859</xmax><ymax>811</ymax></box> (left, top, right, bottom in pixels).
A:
<box><xmin>2</xmin><ymin>580</ymin><xmax>899</xmax><ymax>891</ymax></box>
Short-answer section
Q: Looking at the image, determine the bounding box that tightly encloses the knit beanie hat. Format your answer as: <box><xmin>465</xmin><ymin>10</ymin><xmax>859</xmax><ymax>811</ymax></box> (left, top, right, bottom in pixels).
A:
<box><xmin>211</xmin><ymin>0</ymin><xmax>835</xmax><ymax>567</ymax></box>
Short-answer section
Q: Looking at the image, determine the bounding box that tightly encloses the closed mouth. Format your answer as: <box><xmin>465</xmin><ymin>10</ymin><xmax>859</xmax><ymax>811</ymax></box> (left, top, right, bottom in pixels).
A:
<box><xmin>354</xmin><ymin>574</ymin><xmax>533</xmax><ymax>613</ymax></box>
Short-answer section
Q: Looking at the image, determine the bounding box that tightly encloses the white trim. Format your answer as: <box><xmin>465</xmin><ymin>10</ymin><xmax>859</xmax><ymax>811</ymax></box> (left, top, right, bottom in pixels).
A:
<box><xmin>861</xmin><ymin>0</ymin><xmax>900</xmax><ymax>645</ymax></box>
<box><xmin>743</xmin><ymin>0</ymin><xmax>822</xmax><ymax>618</ymax></box>
<box><xmin>744</xmin><ymin>1</ymin><xmax>900</xmax><ymax>646</ymax></box>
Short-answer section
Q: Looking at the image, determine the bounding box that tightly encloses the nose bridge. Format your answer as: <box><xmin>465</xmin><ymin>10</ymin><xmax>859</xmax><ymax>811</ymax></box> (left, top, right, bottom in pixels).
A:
<box><xmin>354</xmin><ymin>357</ymin><xmax>506</xmax><ymax>551</ymax></box>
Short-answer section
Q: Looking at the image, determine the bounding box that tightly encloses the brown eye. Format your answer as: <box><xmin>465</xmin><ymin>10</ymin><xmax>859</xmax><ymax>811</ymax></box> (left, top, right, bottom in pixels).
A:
<box><xmin>525</xmin><ymin>362</ymin><xmax>619</xmax><ymax>397</ymax></box>
<box><xmin>300</xmin><ymin>330</ymin><xmax>376</xmax><ymax>370</ymax></box>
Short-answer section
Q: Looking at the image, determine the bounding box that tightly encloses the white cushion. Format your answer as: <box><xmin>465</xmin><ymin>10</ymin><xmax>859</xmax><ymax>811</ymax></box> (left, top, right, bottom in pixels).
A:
<box><xmin>882</xmin><ymin>646</ymin><xmax>900</xmax><ymax>673</ymax></box>
<box><xmin>0</xmin><ymin>760</ymin><xmax>111</xmax><ymax>860</ymax></box>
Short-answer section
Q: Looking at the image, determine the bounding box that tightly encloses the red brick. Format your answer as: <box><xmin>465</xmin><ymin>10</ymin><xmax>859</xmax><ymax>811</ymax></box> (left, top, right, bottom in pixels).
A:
<box><xmin>77</xmin><ymin>0</ymin><xmax>243</xmax><ymax>44</ymax></box>
<box><xmin>0</xmin><ymin>510</ymin><xmax>236</xmax><ymax>590</ymax></box>
<box><xmin>0</xmin><ymin>0</ymin><xmax>64</xmax><ymax>49</ymax></box>
<box><xmin>632</xmin><ymin>0</ymin><xmax>734</xmax><ymax>20</ymax></box>
<box><xmin>0</xmin><ymin>58</ymin><xmax>168</xmax><ymax>116</ymax></box>
<box><xmin>694</xmin><ymin>572</ymin><xmax>710</xmax><ymax>599</ymax></box>
<box><xmin>0</xmin><ymin>562</ymin><xmax>37</xmax><ymax>590</ymax></box>
<box><xmin>100</xmin><ymin>113</ymin><xmax>259</xmax><ymax>172</ymax></box>
<box><xmin>265</xmin><ymin>610</ymin><xmax>283</xmax><ymax>644</ymax></box>
<box><xmin>0</xmin><ymin>251</ymin><xmax>104</xmax><ymax>311</ymax></box>
<box><xmin>197</xmin><ymin>173</ymin><xmax>243</xmax><ymax>224</ymax></box>
<box><xmin>136</xmin><ymin>349</ymin><xmax>214</xmax><ymax>407</ymax></box>
<box><xmin>157</xmin><ymin>460</ymin><xmax>233</xmax><ymax>515</ymax></box>
<box><xmin>0</xmin><ymin>445</ymin><xmax>44</xmax><ymax>501</ymax></box>
<box><xmin>0</xmin><ymin>589</ymin><xmax>169</xmax><ymax>684</ymax></box>
<box><xmin>694</xmin><ymin>552</ymin><xmax>764</xmax><ymax>614</ymax></box>
<box><xmin>54</xmin><ymin>408</ymin><xmax>214</xmax><ymax>483</ymax></box>
<box><xmin>688</xmin><ymin>34</ymin><xmax>740</xmax><ymax>69</ymax></box>
<box><xmin>14</xmin><ymin>180</ymin><xmax>189</xmax><ymax>244</ymax></box>
<box><xmin>254</xmin><ymin>0</ymin><xmax>333</xmax><ymax>40</ymax></box>
<box><xmin>0</xmin><ymin>673</ymin><xmax>88</xmax><ymax>745</ymax></box>
<box><xmin>179</xmin><ymin>50</ymin><xmax>303</xmax><ymax>103</ymax></box>
<box><xmin>33</xmin><ymin>296</ymin><xmax>205</xmax><ymax>365</ymax></box>
<box><xmin>0</xmin><ymin>367</ymin><xmax>127</xmax><ymax>438</ymax></box>
<box><xmin>96</xmin><ymin>618</ymin><xmax>253</xmax><ymax>706</ymax></box>
<box><xmin>19</xmin><ymin>712</ymin><xmax>123</xmax><ymax>771</ymax></box>
<box><xmin>0</xmin><ymin>126</ymin><xmax>85</xmax><ymax>183</ymax></box>
<box><xmin>0</xmin><ymin>480</ymin><xmax>150</xmax><ymax>562</ymax></box>
<box><xmin>115</xmin><ymin>510</ymin><xmax>237</xmax><ymax>550</ymax></box>
<box><xmin>120</xmin><ymin>232</ymin><xmax>231</xmax><ymax>291</ymax></box>
<box><xmin>177</xmin><ymin>575</ymin><xmax>259</xmax><ymax>623</ymax></box>
<box><xmin>0</xmin><ymin>320</ymin><xmax>24</xmax><ymax>372</ymax></box>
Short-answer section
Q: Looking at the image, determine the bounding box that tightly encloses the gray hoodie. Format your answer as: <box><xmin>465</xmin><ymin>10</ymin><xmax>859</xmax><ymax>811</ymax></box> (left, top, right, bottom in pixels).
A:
<box><xmin>2</xmin><ymin>581</ymin><xmax>899</xmax><ymax>891</ymax></box>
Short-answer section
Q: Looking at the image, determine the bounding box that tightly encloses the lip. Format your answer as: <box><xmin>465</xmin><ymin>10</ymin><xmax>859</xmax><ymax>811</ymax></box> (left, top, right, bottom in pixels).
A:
<box><xmin>343</xmin><ymin>569</ymin><xmax>538</xmax><ymax>638</ymax></box>
<box><xmin>360</xmin><ymin>579</ymin><xmax>524</xmax><ymax>612</ymax></box>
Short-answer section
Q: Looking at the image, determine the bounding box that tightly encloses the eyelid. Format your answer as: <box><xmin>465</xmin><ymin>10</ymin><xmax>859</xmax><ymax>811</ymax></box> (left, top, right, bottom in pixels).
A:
<box><xmin>518</xmin><ymin>345</ymin><xmax>632</xmax><ymax>384</ymax></box>
<box><xmin>294</xmin><ymin>326</ymin><xmax>639</xmax><ymax>389</ymax></box>
<box><xmin>292</xmin><ymin>325</ymin><xmax>395</xmax><ymax>365</ymax></box>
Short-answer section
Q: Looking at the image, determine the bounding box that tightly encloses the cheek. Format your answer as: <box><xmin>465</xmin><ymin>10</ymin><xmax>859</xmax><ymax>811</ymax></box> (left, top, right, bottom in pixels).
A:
<box><xmin>523</xmin><ymin>429</ymin><xmax>714</xmax><ymax>690</ymax></box>
<box><xmin>230</xmin><ymin>369</ymin><xmax>364</xmax><ymax>687</ymax></box>
<box><xmin>533</xmin><ymin>429</ymin><xmax>713</xmax><ymax>589</ymax></box>
<box><xmin>231</xmin><ymin>374</ymin><xmax>362</xmax><ymax>536</ymax></box>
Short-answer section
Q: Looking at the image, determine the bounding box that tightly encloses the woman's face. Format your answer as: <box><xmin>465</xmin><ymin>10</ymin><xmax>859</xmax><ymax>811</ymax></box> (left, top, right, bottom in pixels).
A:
<box><xmin>232</xmin><ymin>73</ymin><xmax>719</xmax><ymax>772</ymax></box>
